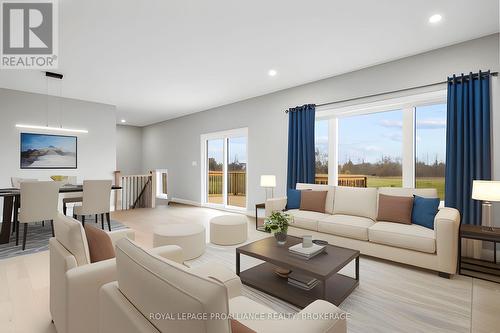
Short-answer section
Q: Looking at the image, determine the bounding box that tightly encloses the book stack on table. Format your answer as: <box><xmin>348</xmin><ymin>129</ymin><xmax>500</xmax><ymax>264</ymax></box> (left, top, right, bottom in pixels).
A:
<box><xmin>288</xmin><ymin>243</ymin><xmax>325</xmax><ymax>259</ymax></box>
<box><xmin>287</xmin><ymin>272</ymin><xmax>319</xmax><ymax>291</ymax></box>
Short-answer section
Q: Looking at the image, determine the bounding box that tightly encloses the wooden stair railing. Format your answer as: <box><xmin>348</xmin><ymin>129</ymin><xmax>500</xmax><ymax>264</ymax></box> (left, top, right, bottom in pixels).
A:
<box><xmin>114</xmin><ymin>171</ymin><xmax>156</xmax><ymax>210</ymax></box>
<box><xmin>132</xmin><ymin>177</ymin><xmax>151</xmax><ymax>209</ymax></box>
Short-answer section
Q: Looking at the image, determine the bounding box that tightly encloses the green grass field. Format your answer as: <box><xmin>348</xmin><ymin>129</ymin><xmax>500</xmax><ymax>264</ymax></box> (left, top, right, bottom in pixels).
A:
<box><xmin>366</xmin><ymin>176</ymin><xmax>445</xmax><ymax>199</ymax></box>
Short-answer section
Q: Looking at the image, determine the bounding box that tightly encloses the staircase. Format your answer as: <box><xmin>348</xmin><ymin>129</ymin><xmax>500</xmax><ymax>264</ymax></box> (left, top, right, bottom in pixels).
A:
<box><xmin>114</xmin><ymin>171</ymin><xmax>156</xmax><ymax>210</ymax></box>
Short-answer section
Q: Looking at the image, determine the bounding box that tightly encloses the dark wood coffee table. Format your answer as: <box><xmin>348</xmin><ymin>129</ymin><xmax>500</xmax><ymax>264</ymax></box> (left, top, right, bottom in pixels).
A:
<box><xmin>236</xmin><ymin>236</ymin><xmax>359</xmax><ymax>308</ymax></box>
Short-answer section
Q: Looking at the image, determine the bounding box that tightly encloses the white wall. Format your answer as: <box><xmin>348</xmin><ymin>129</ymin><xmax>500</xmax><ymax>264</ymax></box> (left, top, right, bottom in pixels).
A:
<box><xmin>142</xmin><ymin>34</ymin><xmax>500</xmax><ymax>217</ymax></box>
<box><xmin>0</xmin><ymin>88</ymin><xmax>117</xmax><ymax>186</ymax></box>
<box><xmin>116</xmin><ymin>125</ymin><xmax>143</xmax><ymax>175</ymax></box>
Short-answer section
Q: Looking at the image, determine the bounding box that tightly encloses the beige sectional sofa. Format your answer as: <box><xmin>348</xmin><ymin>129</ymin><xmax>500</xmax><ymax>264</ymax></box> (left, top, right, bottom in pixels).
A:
<box><xmin>265</xmin><ymin>183</ymin><xmax>461</xmax><ymax>277</ymax></box>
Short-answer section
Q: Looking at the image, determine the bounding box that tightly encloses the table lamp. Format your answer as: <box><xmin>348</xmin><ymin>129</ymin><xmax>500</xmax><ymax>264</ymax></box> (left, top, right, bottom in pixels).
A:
<box><xmin>472</xmin><ymin>180</ymin><xmax>500</xmax><ymax>227</ymax></box>
<box><xmin>260</xmin><ymin>175</ymin><xmax>276</xmax><ymax>201</ymax></box>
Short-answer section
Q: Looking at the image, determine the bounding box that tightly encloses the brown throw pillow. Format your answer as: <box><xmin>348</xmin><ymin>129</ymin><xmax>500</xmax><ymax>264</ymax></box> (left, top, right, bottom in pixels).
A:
<box><xmin>84</xmin><ymin>224</ymin><xmax>116</xmax><ymax>263</ymax></box>
<box><xmin>300</xmin><ymin>190</ymin><xmax>328</xmax><ymax>213</ymax></box>
<box><xmin>231</xmin><ymin>319</ymin><xmax>256</xmax><ymax>333</ymax></box>
<box><xmin>377</xmin><ymin>194</ymin><xmax>414</xmax><ymax>224</ymax></box>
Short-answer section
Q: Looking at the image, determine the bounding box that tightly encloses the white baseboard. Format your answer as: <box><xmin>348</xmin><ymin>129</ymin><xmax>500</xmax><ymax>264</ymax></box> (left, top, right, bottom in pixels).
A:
<box><xmin>206</xmin><ymin>206</ymin><xmax>254</xmax><ymax>216</ymax></box>
<box><xmin>170</xmin><ymin>197</ymin><xmax>201</xmax><ymax>207</ymax></box>
<box><xmin>170</xmin><ymin>197</ymin><xmax>254</xmax><ymax>216</ymax></box>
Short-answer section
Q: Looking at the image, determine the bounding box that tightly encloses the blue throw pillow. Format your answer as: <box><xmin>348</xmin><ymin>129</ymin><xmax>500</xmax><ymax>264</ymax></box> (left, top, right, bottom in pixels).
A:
<box><xmin>412</xmin><ymin>195</ymin><xmax>440</xmax><ymax>229</ymax></box>
<box><xmin>287</xmin><ymin>189</ymin><xmax>301</xmax><ymax>209</ymax></box>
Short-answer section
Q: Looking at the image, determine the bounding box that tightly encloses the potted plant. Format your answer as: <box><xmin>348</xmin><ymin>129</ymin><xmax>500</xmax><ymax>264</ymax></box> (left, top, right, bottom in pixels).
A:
<box><xmin>264</xmin><ymin>211</ymin><xmax>293</xmax><ymax>245</ymax></box>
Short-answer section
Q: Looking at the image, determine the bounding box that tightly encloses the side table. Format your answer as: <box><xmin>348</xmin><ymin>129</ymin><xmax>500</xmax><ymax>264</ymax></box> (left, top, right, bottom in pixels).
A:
<box><xmin>459</xmin><ymin>224</ymin><xmax>500</xmax><ymax>283</ymax></box>
<box><xmin>255</xmin><ymin>202</ymin><xmax>266</xmax><ymax>231</ymax></box>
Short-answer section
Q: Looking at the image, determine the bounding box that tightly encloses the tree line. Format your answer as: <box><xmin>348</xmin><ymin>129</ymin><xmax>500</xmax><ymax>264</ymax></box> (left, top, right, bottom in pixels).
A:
<box><xmin>208</xmin><ymin>157</ymin><xmax>246</xmax><ymax>172</ymax></box>
<box><xmin>315</xmin><ymin>149</ymin><xmax>445</xmax><ymax>177</ymax></box>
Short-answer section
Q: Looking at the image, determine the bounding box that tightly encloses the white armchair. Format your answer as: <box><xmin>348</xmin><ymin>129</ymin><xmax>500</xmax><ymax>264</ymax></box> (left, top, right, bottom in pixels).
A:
<box><xmin>49</xmin><ymin>214</ymin><xmax>183</xmax><ymax>333</ymax></box>
<box><xmin>50</xmin><ymin>213</ymin><xmax>133</xmax><ymax>333</ymax></box>
<box><xmin>99</xmin><ymin>238</ymin><xmax>347</xmax><ymax>333</ymax></box>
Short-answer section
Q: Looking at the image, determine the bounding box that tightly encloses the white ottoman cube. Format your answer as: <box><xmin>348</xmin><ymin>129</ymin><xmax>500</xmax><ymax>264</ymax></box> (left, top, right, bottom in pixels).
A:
<box><xmin>153</xmin><ymin>224</ymin><xmax>206</xmax><ymax>260</ymax></box>
<box><xmin>210</xmin><ymin>215</ymin><xmax>248</xmax><ymax>245</ymax></box>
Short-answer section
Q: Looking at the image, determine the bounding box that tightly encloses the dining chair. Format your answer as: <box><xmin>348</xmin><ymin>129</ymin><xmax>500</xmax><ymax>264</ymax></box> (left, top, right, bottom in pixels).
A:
<box><xmin>52</xmin><ymin>176</ymin><xmax>82</xmax><ymax>215</ymax></box>
<box><xmin>73</xmin><ymin>180</ymin><xmax>112</xmax><ymax>231</ymax></box>
<box><xmin>10</xmin><ymin>178</ymin><xmax>38</xmax><ymax>235</ymax></box>
<box><xmin>17</xmin><ymin>181</ymin><xmax>60</xmax><ymax>250</ymax></box>
<box><xmin>11</xmin><ymin>177</ymin><xmax>38</xmax><ymax>188</ymax></box>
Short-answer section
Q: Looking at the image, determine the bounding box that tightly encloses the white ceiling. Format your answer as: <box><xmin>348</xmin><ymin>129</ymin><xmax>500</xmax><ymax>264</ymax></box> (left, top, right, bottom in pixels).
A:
<box><xmin>0</xmin><ymin>0</ymin><xmax>498</xmax><ymax>126</ymax></box>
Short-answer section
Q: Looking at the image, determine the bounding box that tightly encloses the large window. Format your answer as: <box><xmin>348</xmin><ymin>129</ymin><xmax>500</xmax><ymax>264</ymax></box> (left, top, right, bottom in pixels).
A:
<box><xmin>338</xmin><ymin>110</ymin><xmax>403</xmax><ymax>188</ymax></box>
<box><xmin>315</xmin><ymin>120</ymin><xmax>329</xmax><ymax>184</ymax></box>
<box><xmin>316</xmin><ymin>90</ymin><xmax>447</xmax><ymax>197</ymax></box>
<box><xmin>201</xmin><ymin>128</ymin><xmax>248</xmax><ymax>209</ymax></box>
<box><xmin>415</xmin><ymin>104</ymin><xmax>446</xmax><ymax>199</ymax></box>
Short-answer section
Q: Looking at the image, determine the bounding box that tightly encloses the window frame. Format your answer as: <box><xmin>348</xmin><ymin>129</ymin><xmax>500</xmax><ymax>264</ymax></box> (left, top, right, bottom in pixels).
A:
<box><xmin>315</xmin><ymin>90</ymin><xmax>446</xmax><ymax>189</ymax></box>
<box><xmin>154</xmin><ymin>168</ymin><xmax>168</xmax><ymax>200</ymax></box>
<box><xmin>314</xmin><ymin>119</ymin><xmax>330</xmax><ymax>184</ymax></box>
<box><xmin>200</xmin><ymin>127</ymin><xmax>248</xmax><ymax>211</ymax></box>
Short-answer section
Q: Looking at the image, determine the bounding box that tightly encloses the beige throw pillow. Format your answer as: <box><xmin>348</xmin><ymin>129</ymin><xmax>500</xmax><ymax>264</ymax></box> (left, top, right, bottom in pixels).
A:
<box><xmin>300</xmin><ymin>191</ymin><xmax>328</xmax><ymax>213</ymax></box>
<box><xmin>377</xmin><ymin>194</ymin><xmax>414</xmax><ymax>224</ymax></box>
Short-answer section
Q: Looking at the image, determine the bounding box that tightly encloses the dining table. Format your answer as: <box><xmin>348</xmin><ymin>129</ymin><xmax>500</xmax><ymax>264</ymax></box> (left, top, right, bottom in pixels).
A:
<box><xmin>0</xmin><ymin>185</ymin><xmax>122</xmax><ymax>244</ymax></box>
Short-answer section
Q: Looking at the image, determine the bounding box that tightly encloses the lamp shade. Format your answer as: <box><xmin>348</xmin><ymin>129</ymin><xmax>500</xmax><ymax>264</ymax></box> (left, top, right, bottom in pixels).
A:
<box><xmin>472</xmin><ymin>180</ymin><xmax>500</xmax><ymax>201</ymax></box>
<box><xmin>260</xmin><ymin>175</ymin><xmax>276</xmax><ymax>188</ymax></box>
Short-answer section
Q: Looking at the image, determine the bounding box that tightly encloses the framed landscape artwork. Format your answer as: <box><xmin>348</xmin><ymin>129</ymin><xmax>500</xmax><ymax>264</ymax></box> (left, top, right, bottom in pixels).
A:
<box><xmin>20</xmin><ymin>133</ymin><xmax>77</xmax><ymax>169</ymax></box>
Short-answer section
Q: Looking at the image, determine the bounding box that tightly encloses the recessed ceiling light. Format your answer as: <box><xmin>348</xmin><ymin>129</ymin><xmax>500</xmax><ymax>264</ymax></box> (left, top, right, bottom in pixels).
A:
<box><xmin>120</xmin><ymin>119</ymin><xmax>126</xmax><ymax>123</ymax></box>
<box><xmin>268</xmin><ymin>69</ymin><xmax>277</xmax><ymax>77</ymax></box>
<box><xmin>429</xmin><ymin>14</ymin><xmax>442</xmax><ymax>24</ymax></box>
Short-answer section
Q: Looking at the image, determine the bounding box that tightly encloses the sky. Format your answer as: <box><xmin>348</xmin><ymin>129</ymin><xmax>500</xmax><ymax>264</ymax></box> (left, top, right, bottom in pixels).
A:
<box><xmin>415</xmin><ymin>104</ymin><xmax>447</xmax><ymax>164</ymax></box>
<box><xmin>315</xmin><ymin>103</ymin><xmax>447</xmax><ymax>165</ymax></box>
<box><xmin>21</xmin><ymin>133</ymin><xmax>76</xmax><ymax>152</ymax></box>
<box><xmin>207</xmin><ymin>136</ymin><xmax>247</xmax><ymax>164</ymax></box>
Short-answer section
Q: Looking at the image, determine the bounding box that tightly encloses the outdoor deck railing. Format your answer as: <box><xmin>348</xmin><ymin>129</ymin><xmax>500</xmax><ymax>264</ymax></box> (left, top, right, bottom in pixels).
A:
<box><xmin>208</xmin><ymin>171</ymin><xmax>246</xmax><ymax>195</ymax></box>
<box><xmin>315</xmin><ymin>174</ymin><xmax>367</xmax><ymax>187</ymax></box>
<box><xmin>208</xmin><ymin>172</ymin><xmax>366</xmax><ymax>195</ymax></box>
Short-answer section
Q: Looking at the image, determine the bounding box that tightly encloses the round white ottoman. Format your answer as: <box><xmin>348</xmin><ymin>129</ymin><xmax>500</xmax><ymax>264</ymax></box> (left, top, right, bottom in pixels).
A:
<box><xmin>153</xmin><ymin>224</ymin><xmax>206</xmax><ymax>260</ymax></box>
<box><xmin>210</xmin><ymin>215</ymin><xmax>248</xmax><ymax>245</ymax></box>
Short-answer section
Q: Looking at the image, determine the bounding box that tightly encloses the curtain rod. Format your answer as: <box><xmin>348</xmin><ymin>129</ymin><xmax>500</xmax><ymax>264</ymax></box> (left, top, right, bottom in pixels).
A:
<box><xmin>284</xmin><ymin>71</ymin><xmax>498</xmax><ymax>113</ymax></box>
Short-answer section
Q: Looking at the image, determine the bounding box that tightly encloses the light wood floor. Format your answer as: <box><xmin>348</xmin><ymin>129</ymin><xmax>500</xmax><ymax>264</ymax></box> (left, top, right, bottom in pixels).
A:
<box><xmin>0</xmin><ymin>204</ymin><xmax>499</xmax><ymax>333</ymax></box>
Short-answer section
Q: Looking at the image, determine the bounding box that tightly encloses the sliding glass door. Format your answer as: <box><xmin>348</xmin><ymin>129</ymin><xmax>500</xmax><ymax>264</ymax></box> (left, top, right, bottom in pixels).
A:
<box><xmin>227</xmin><ymin>137</ymin><xmax>247</xmax><ymax>208</ymax></box>
<box><xmin>207</xmin><ymin>139</ymin><xmax>224</xmax><ymax>204</ymax></box>
<box><xmin>202</xmin><ymin>128</ymin><xmax>248</xmax><ymax>210</ymax></box>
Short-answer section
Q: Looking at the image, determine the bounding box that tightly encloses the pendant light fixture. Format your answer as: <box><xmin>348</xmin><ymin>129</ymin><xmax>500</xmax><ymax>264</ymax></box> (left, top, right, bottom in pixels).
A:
<box><xmin>15</xmin><ymin>72</ymin><xmax>89</xmax><ymax>134</ymax></box>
